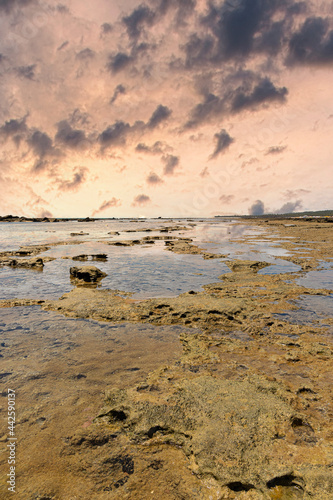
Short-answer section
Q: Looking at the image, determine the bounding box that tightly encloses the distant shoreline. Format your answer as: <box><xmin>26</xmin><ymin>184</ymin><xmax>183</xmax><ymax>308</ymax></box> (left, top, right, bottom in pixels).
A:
<box><xmin>1</xmin><ymin>211</ymin><xmax>333</xmax><ymax>223</ymax></box>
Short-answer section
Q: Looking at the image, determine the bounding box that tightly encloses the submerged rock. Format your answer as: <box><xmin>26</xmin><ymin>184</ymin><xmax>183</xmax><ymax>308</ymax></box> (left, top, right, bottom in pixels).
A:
<box><xmin>225</xmin><ymin>260</ymin><xmax>269</xmax><ymax>272</ymax></box>
<box><xmin>69</xmin><ymin>266</ymin><xmax>107</xmax><ymax>284</ymax></box>
<box><xmin>10</xmin><ymin>257</ymin><xmax>44</xmax><ymax>268</ymax></box>
<box><xmin>0</xmin><ymin>257</ymin><xmax>46</xmax><ymax>269</ymax></box>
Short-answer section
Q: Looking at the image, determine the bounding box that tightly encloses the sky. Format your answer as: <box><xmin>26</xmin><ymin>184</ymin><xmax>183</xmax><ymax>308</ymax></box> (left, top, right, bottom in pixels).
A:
<box><xmin>0</xmin><ymin>0</ymin><xmax>333</xmax><ymax>218</ymax></box>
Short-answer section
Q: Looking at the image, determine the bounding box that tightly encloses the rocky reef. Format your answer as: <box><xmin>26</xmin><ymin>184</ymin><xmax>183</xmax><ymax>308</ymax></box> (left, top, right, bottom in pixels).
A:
<box><xmin>0</xmin><ymin>218</ymin><xmax>332</xmax><ymax>499</ymax></box>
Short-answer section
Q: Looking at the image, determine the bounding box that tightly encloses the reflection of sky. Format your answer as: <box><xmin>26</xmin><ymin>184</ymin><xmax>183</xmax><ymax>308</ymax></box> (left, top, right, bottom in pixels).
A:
<box><xmin>0</xmin><ymin>241</ymin><xmax>231</xmax><ymax>300</ymax></box>
<box><xmin>0</xmin><ymin>305</ymin><xmax>190</xmax><ymax>341</ymax></box>
<box><xmin>0</xmin><ymin>219</ymin><xmax>190</xmax><ymax>252</ymax></box>
<box><xmin>296</xmin><ymin>269</ymin><xmax>333</xmax><ymax>291</ymax></box>
<box><xmin>1</xmin><ymin>219</ymin><xmax>327</xmax><ymax>300</ymax></box>
<box><xmin>274</xmin><ymin>295</ymin><xmax>333</xmax><ymax>331</ymax></box>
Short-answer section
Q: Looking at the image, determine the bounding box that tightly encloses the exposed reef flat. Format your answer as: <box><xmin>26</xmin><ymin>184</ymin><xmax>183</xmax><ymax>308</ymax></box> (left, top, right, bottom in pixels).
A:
<box><xmin>0</xmin><ymin>218</ymin><xmax>333</xmax><ymax>499</ymax></box>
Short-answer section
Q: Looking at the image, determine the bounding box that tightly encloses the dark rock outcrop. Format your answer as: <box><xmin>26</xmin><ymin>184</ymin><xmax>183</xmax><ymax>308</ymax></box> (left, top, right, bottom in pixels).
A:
<box><xmin>70</xmin><ymin>266</ymin><xmax>107</xmax><ymax>284</ymax></box>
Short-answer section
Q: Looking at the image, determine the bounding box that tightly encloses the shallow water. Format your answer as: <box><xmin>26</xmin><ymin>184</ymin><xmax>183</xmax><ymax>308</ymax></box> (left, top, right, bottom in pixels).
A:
<box><xmin>0</xmin><ymin>219</ymin><xmax>309</xmax><ymax>300</ymax></box>
<box><xmin>0</xmin><ymin>306</ymin><xmax>192</xmax><ymax>497</ymax></box>
<box><xmin>0</xmin><ymin>242</ymin><xmax>232</xmax><ymax>300</ymax></box>
<box><xmin>274</xmin><ymin>294</ymin><xmax>333</xmax><ymax>328</ymax></box>
<box><xmin>258</xmin><ymin>260</ymin><xmax>301</xmax><ymax>275</ymax></box>
<box><xmin>296</xmin><ymin>269</ymin><xmax>333</xmax><ymax>291</ymax></box>
<box><xmin>0</xmin><ymin>218</ymin><xmax>188</xmax><ymax>252</ymax></box>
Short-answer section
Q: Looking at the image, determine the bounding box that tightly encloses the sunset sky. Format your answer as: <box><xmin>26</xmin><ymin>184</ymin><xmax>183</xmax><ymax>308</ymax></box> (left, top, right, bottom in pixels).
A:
<box><xmin>0</xmin><ymin>0</ymin><xmax>333</xmax><ymax>217</ymax></box>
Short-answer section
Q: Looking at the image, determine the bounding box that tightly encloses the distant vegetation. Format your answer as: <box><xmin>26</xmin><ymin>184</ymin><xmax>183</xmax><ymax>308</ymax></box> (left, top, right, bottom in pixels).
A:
<box><xmin>239</xmin><ymin>210</ymin><xmax>333</xmax><ymax>218</ymax></box>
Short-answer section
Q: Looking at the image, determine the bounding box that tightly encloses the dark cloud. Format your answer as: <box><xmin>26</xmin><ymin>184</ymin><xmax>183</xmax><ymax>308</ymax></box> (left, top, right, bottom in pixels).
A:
<box><xmin>99</xmin><ymin>121</ymin><xmax>131</xmax><ymax>149</ymax></box>
<box><xmin>99</xmin><ymin>111</ymin><xmax>169</xmax><ymax>151</ymax></box>
<box><xmin>254</xmin><ymin>20</ymin><xmax>285</xmax><ymax>55</ymax></box>
<box><xmin>185</xmin><ymin>93</ymin><xmax>224</xmax><ymax>128</ymax></box>
<box><xmin>183</xmin><ymin>0</ymin><xmax>308</xmax><ymax>68</ymax></box>
<box><xmin>220</xmin><ymin>194</ymin><xmax>234</xmax><ymax>204</ymax></box>
<box><xmin>155</xmin><ymin>0</ymin><xmax>197</xmax><ymax>27</ymax></box>
<box><xmin>215</xmin><ymin>0</ymin><xmax>267</xmax><ymax>59</ymax></box>
<box><xmin>249</xmin><ymin>200</ymin><xmax>265</xmax><ymax>215</ymax></box>
<box><xmin>69</xmin><ymin>109</ymin><xmax>90</xmax><ymax>127</ymax></box>
<box><xmin>275</xmin><ymin>200</ymin><xmax>302</xmax><ymax>214</ymax></box>
<box><xmin>0</xmin><ymin>117</ymin><xmax>27</xmax><ymax>140</ymax></box>
<box><xmin>110</xmin><ymin>84</ymin><xmax>126</xmax><ymax>104</ymax></box>
<box><xmin>147</xmin><ymin>172</ymin><xmax>163</xmax><ymax>184</ymax></box>
<box><xmin>231</xmin><ymin>78</ymin><xmax>288</xmax><ymax>112</ymax></box>
<box><xmin>107</xmin><ymin>43</ymin><xmax>151</xmax><ymax>74</ymax></box>
<box><xmin>147</xmin><ymin>105</ymin><xmax>172</xmax><ymax>128</ymax></box>
<box><xmin>184</xmin><ymin>34</ymin><xmax>215</xmax><ymax>68</ymax></box>
<box><xmin>0</xmin><ymin>54</ymin><xmax>4</xmax><ymax>63</ymax></box>
<box><xmin>101</xmin><ymin>23</ymin><xmax>113</xmax><ymax>34</ymax></box>
<box><xmin>28</xmin><ymin>130</ymin><xmax>54</xmax><ymax>159</ymax></box>
<box><xmin>76</xmin><ymin>48</ymin><xmax>95</xmax><ymax>60</ymax></box>
<box><xmin>132</xmin><ymin>194</ymin><xmax>151</xmax><ymax>206</ymax></box>
<box><xmin>158</xmin><ymin>0</ymin><xmax>196</xmax><ymax>18</ymax></box>
<box><xmin>92</xmin><ymin>198</ymin><xmax>121</xmax><ymax>215</ymax></box>
<box><xmin>32</xmin><ymin>160</ymin><xmax>49</xmax><ymax>173</ymax></box>
<box><xmin>266</xmin><ymin>146</ymin><xmax>287</xmax><ymax>155</ymax></box>
<box><xmin>16</xmin><ymin>64</ymin><xmax>36</xmax><ymax>80</ymax></box>
<box><xmin>99</xmin><ymin>108</ymin><xmax>171</xmax><ymax>152</ymax></box>
<box><xmin>162</xmin><ymin>154</ymin><xmax>179</xmax><ymax>175</ymax></box>
<box><xmin>185</xmin><ymin>0</ymin><xmax>266</xmax><ymax>64</ymax></box>
<box><xmin>186</xmin><ymin>72</ymin><xmax>288</xmax><ymax>128</ymax></box>
<box><xmin>288</xmin><ymin>17</ymin><xmax>333</xmax><ymax>64</ymax></box>
<box><xmin>58</xmin><ymin>167</ymin><xmax>87</xmax><ymax>191</ymax></box>
<box><xmin>122</xmin><ymin>4</ymin><xmax>155</xmax><ymax>39</ymax></box>
<box><xmin>55</xmin><ymin>120</ymin><xmax>87</xmax><ymax>149</ymax></box>
<box><xmin>210</xmin><ymin>129</ymin><xmax>234</xmax><ymax>159</ymax></box>
<box><xmin>172</xmin><ymin>0</ymin><xmax>196</xmax><ymax>26</ymax></box>
<box><xmin>107</xmin><ymin>52</ymin><xmax>133</xmax><ymax>73</ymax></box>
<box><xmin>121</xmin><ymin>0</ymin><xmax>196</xmax><ymax>41</ymax></box>
<box><xmin>136</xmin><ymin>141</ymin><xmax>165</xmax><ymax>154</ymax></box>
<box><xmin>0</xmin><ymin>0</ymin><xmax>33</xmax><ymax>13</ymax></box>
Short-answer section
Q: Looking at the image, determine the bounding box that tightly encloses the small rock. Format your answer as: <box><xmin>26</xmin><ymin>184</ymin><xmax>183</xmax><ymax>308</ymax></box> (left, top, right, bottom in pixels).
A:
<box><xmin>9</xmin><ymin>257</ymin><xmax>44</xmax><ymax>269</ymax></box>
<box><xmin>70</xmin><ymin>266</ymin><xmax>107</xmax><ymax>284</ymax></box>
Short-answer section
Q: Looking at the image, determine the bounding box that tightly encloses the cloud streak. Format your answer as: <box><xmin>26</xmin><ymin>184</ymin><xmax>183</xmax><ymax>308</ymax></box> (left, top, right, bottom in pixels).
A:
<box><xmin>210</xmin><ymin>129</ymin><xmax>234</xmax><ymax>159</ymax></box>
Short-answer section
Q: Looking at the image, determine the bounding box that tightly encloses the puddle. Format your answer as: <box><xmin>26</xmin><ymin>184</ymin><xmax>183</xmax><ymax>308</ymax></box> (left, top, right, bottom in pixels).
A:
<box><xmin>274</xmin><ymin>295</ymin><xmax>333</xmax><ymax>328</ymax></box>
<box><xmin>258</xmin><ymin>260</ymin><xmax>301</xmax><ymax>275</ymax></box>
<box><xmin>296</xmin><ymin>269</ymin><xmax>333</xmax><ymax>291</ymax></box>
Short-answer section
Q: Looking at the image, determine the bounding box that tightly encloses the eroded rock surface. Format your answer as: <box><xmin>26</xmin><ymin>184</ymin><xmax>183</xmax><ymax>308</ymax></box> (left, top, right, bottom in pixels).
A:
<box><xmin>95</xmin><ymin>374</ymin><xmax>332</xmax><ymax>498</ymax></box>
<box><xmin>1</xmin><ymin>218</ymin><xmax>333</xmax><ymax>499</ymax></box>
<box><xmin>70</xmin><ymin>265</ymin><xmax>107</xmax><ymax>284</ymax></box>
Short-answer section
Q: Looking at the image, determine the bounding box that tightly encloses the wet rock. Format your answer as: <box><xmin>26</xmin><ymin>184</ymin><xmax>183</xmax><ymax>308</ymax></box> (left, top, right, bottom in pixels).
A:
<box><xmin>97</xmin><ymin>375</ymin><xmax>327</xmax><ymax>496</ymax></box>
<box><xmin>72</xmin><ymin>254</ymin><xmax>107</xmax><ymax>262</ymax></box>
<box><xmin>225</xmin><ymin>260</ymin><xmax>270</xmax><ymax>273</ymax></box>
<box><xmin>0</xmin><ymin>299</ymin><xmax>45</xmax><ymax>308</ymax></box>
<box><xmin>69</xmin><ymin>266</ymin><xmax>107</xmax><ymax>284</ymax></box>
<box><xmin>0</xmin><ymin>245</ymin><xmax>51</xmax><ymax>258</ymax></box>
<box><xmin>42</xmin><ymin>287</ymin><xmax>247</xmax><ymax>329</ymax></box>
<box><xmin>106</xmin><ymin>239</ymin><xmax>155</xmax><ymax>247</ymax></box>
<box><xmin>165</xmin><ymin>239</ymin><xmax>225</xmax><ymax>259</ymax></box>
<box><xmin>6</xmin><ymin>257</ymin><xmax>45</xmax><ymax>269</ymax></box>
<box><xmin>70</xmin><ymin>232</ymin><xmax>89</xmax><ymax>237</ymax></box>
